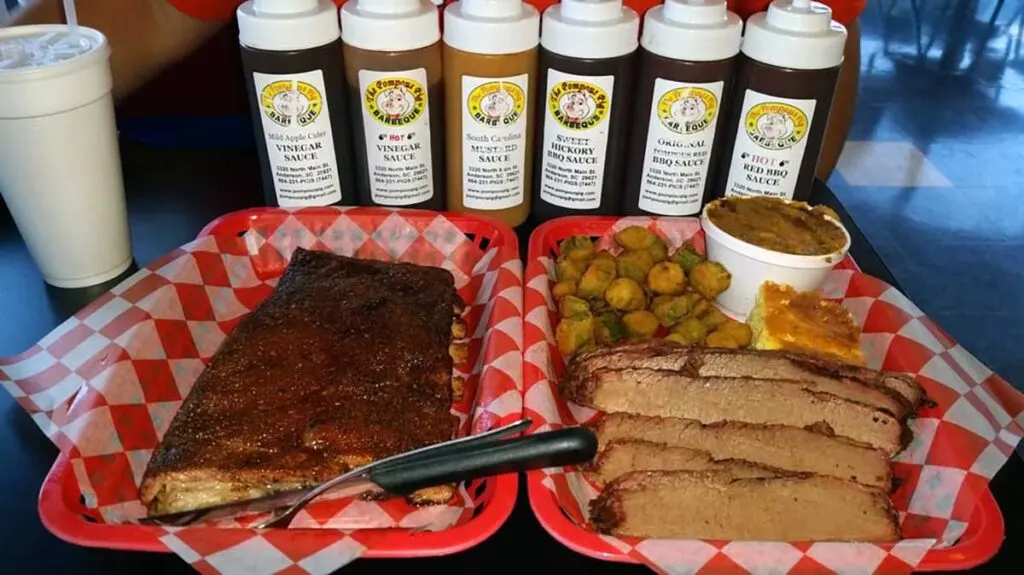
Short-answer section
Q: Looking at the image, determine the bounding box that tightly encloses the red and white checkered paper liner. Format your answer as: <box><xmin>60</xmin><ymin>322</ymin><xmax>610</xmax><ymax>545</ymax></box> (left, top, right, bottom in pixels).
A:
<box><xmin>1</xmin><ymin>208</ymin><xmax>523</xmax><ymax>574</ymax></box>
<box><xmin>524</xmin><ymin>216</ymin><xmax>1024</xmax><ymax>574</ymax></box>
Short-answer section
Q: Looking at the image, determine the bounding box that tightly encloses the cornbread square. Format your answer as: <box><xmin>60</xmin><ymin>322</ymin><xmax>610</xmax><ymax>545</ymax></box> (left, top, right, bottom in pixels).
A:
<box><xmin>748</xmin><ymin>281</ymin><xmax>865</xmax><ymax>366</ymax></box>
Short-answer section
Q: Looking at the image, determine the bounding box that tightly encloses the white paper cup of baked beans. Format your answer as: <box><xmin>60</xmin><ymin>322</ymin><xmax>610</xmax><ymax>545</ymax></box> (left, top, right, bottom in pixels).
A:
<box><xmin>700</xmin><ymin>198</ymin><xmax>851</xmax><ymax>319</ymax></box>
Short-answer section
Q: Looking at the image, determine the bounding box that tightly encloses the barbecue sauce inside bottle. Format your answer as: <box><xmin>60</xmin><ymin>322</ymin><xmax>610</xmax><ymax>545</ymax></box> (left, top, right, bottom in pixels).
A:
<box><xmin>443</xmin><ymin>0</ymin><xmax>540</xmax><ymax>228</ymax></box>
<box><xmin>238</xmin><ymin>0</ymin><xmax>356</xmax><ymax>207</ymax></box>
<box><xmin>531</xmin><ymin>0</ymin><xmax>639</xmax><ymax>221</ymax></box>
<box><xmin>716</xmin><ymin>0</ymin><xmax>847</xmax><ymax>202</ymax></box>
<box><xmin>623</xmin><ymin>0</ymin><xmax>742</xmax><ymax>217</ymax></box>
<box><xmin>341</xmin><ymin>0</ymin><xmax>445</xmax><ymax>209</ymax></box>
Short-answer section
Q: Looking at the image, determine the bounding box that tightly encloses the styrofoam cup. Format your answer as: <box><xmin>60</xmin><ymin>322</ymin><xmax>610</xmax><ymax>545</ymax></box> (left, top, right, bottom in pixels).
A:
<box><xmin>700</xmin><ymin>200</ymin><xmax>851</xmax><ymax>319</ymax></box>
<box><xmin>0</xmin><ymin>25</ymin><xmax>131</xmax><ymax>288</ymax></box>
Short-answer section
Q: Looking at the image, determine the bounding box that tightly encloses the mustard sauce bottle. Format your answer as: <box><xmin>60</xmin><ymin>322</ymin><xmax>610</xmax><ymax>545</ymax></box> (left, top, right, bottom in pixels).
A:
<box><xmin>341</xmin><ymin>0</ymin><xmax>445</xmax><ymax>209</ymax></box>
<box><xmin>443</xmin><ymin>0</ymin><xmax>540</xmax><ymax>228</ymax></box>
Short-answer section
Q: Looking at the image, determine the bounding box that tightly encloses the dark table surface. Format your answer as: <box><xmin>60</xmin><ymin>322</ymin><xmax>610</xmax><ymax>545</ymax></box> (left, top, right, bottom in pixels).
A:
<box><xmin>0</xmin><ymin>139</ymin><xmax>1020</xmax><ymax>574</ymax></box>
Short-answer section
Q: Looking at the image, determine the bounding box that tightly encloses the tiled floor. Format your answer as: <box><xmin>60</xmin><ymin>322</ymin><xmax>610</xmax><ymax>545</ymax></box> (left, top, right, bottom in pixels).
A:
<box><xmin>832</xmin><ymin>0</ymin><xmax>1024</xmax><ymax>390</ymax></box>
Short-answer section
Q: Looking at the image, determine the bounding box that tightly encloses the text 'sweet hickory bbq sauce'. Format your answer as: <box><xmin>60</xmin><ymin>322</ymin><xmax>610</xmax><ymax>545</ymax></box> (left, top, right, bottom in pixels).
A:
<box><xmin>622</xmin><ymin>0</ymin><xmax>741</xmax><ymax>217</ymax></box>
<box><xmin>341</xmin><ymin>0</ymin><xmax>446</xmax><ymax>210</ymax></box>
<box><xmin>531</xmin><ymin>0</ymin><xmax>639</xmax><ymax>221</ymax></box>
<box><xmin>443</xmin><ymin>0</ymin><xmax>540</xmax><ymax>228</ymax></box>
<box><xmin>238</xmin><ymin>0</ymin><xmax>356</xmax><ymax>207</ymax></box>
<box><xmin>716</xmin><ymin>0</ymin><xmax>846</xmax><ymax>202</ymax></box>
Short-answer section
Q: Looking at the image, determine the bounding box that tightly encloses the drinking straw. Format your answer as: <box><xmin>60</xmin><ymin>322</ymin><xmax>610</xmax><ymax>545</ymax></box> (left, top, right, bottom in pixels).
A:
<box><xmin>63</xmin><ymin>0</ymin><xmax>79</xmax><ymax>37</ymax></box>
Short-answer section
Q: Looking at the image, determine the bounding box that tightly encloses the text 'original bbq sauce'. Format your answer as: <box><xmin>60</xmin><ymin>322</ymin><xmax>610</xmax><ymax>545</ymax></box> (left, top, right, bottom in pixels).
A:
<box><xmin>341</xmin><ymin>0</ymin><xmax>446</xmax><ymax>210</ymax></box>
<box><xmin>623</xmin><ymin>0</ymin><xmax>742</xmax><ymax>217</ymax></box>
<box><xmin>238</xmin><ymin>0</ymin><xmax>356</xmax><ymax>207</ymax></box>
<box><xmin>531</xmin><ymin>0</ymin><xmax>639</xmax><ymax>222</ymax></box>
<box><xmin>716</xmin><ymin>0</ymin><xmax>847</xmax><ymax>203</ymax></box>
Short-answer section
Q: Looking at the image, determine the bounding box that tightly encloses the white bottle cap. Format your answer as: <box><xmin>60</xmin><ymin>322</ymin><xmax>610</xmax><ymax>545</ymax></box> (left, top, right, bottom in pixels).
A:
<box><xmin>444</xmin><ymin>0</ymin><xmax>540</xmax><ymax>56</ymax></box>
<box><xmin>741</xmin><ymin>0</ymin><xmax>847</xmax><ymax>70</ymax></box>
<box><xmin>341</xmin><ymin>0</ymin><xmax>440</xmax><ymax>52</ymax></box>
<box><xmin>238</xmin><ymin>0</ymin><xmax>341</xmax><ymax>52</ymax></box>
<box><xmin>541</xmin><ymin>0</ymin><xmax>639</xmax><ymax>60</ymax></box>
<box><xmin>641</xmin><ymin>0</ymin><xmax>742</xmax><ymax>62</ymax></box>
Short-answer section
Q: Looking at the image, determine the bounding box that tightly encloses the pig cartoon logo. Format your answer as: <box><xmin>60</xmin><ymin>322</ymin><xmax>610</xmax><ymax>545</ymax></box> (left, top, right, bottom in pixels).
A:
<box><xmin>468</xmin><ymin>80</ymin><xmax>525</xmax><ymax>127</ymax></box>
<box><xmin>364</xmin><ymin>77</ymin><xmax>427</xmax><ymax>126</ymax></box>
<box><xmin>657</xmin><ymin>87</ymin><xmax>717</xmax><ymax>134</ymax></box>
<box><xmin>548</xmin><ymin>80</ymin><xmax>608</xmax><ymax>130</ymax></box>
<box><xmin>378</xmin><ymin>88</ymin><xmax>413</xmax><ymax>119</ymax></box>
<box><xmin>670</xmin><ymin>97</ymin><xmax>706</xmax><ymax>125</ymax></box>
<box><xmin>744</xmin><ymin>102</ymin><xmax>808</xmax><ymax>150</ymax></box>
<box><xmin>260</xmin><ymin>80</ymin><xmax>322</xmax><ymax>127</ymax></box>
<box><xmin>559</xmin><ymin>92</ymin><xmax>591</xmax><ymax>122</ymax></box>
<box><xmin>481</xmin><ymin>92</ymin><xmax>512</xmax><ymax>119</ymax></box>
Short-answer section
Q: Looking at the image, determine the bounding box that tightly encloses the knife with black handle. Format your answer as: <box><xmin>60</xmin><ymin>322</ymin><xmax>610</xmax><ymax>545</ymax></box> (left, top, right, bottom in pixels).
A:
<box><xmin>142</xmin><ymin>419</ymin><xmax>597</xmax><ymax>528</ymax></box>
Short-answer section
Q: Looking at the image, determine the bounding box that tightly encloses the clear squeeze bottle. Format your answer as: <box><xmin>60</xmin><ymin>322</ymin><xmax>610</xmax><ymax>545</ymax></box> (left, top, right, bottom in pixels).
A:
<box><xmin>238</xmin><ymin>0</ymin><xmax>357</xmax><ymax>207</ymax></box>
<box><xmin>622</xmin><ymin>0</ymin><xmax>742</xmax><ymax>217</ymax></box>
<box><xmin>532</xmin><ymin>0</ymin><xmax>639</xmax><ymax>221</ymax></box>
<box><xmin>716</xmin><ymin>0</ymin><xmax>846</xmax><ymax>202</ymax></box>
<box><xmin>443</xmin><ymin>0</ymin><xmax>540</xmax><ymax>228</ymax></box>
<box><xmin>341</xmin><ymin>0</ymin><xmax>446</xmax><ymax>210</ymax></box>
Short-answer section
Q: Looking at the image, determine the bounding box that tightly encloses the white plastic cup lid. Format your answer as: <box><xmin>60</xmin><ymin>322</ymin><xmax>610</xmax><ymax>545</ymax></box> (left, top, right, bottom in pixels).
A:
<box><xmin>0</xmin><ymin>27</ymin><xmax>101</xmax><ymax>72</ymax></box>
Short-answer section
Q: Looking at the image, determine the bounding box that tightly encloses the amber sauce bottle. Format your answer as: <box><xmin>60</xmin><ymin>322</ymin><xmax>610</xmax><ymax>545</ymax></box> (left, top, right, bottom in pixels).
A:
<box><xmin>531</xmin><ymin>0</ymin><xmax>639</xmax><ymax>222</ymax></box>
<box><xmin>443</xmin><ymin>0</ymin><xmax>540</xmax><ymax>228</ymax></box>
<box><xmin>716</xmin><ymin>0</ymin><xmax>847</xmax><ymax>202</ymax></box>
<box><xmin>341</xmin><ymin>0</ymin><xmax>445</xmax><ymax>209</ymax></box>
<box><xmin>237</xmin><ymin>0</ymin><xmax>356</xmax><ymax>207</ymax></box>
<box><xmin>622</xmin><ymin>0</ymin><xmax>742</xmax><ymax>217</ymax></box>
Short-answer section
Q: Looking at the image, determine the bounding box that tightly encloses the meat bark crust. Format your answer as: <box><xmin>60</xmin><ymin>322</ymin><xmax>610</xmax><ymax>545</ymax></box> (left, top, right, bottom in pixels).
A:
<box><xmin>563</xmin><ymin>340</ymin><xmax>924</xmax><ymax>418</ymax></box>
<box><xmin>587</xmin><ymin>416</ymin><xmax>893</xmax><ymax>490</ymax></box>
<box><xmin>566</xmin><ymin>368</ymin><xmax>907</xmax><ymax>453</ymax></box>
<box><xmin>140</xmin><ymin>248</ymin><xmax>462</xmax><ymax>515</ymax></box>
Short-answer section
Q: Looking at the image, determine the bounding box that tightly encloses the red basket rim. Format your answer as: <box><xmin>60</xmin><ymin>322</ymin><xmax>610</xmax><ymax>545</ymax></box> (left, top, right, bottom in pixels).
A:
<box><xmin>523</xmin><ymin>215</ymin><xmax>1006</xmax><ymax>572</ymax></box>
<box><xmin>37</xmin><ymin>207</ymin><xmax>523</xmax><ymax>558</ymax></box>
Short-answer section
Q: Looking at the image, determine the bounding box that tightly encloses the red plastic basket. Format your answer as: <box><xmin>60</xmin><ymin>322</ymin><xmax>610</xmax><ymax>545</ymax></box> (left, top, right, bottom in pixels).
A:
<box><xmin>36</xmin><ymin>207</ymin><xmax>522</xmax><ymax>558</ymax></box>
<box><xmin>524</xmin><ymin>216</ymin><xmax>1007</xmax><ymax>573</ymax></box>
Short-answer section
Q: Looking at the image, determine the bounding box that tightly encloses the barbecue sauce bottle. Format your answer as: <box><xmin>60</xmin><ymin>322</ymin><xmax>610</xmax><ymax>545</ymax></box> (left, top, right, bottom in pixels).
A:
<box><xmin>341</xmin><ymin>0</ymin><xmax>445</xmax><ymax>210</ymax></box>
<box><xmin>531</xmin><ymin>0</ymin><xmax>639</xmax><ymax>221</ymax></box>
<box><xmin>717</xmin><ymin>0</ymin><xmax>847</xmax><ymax>202</ymax></box>
<box><xmin>238</xmin><ymin>0</ymin><xmax>356</xmax><ymax>207</ymax></box>
<box><xmin>622</xmin><ymin>0</ymin><xmax>742</xmax><ymax>217</ymax></box>
<box><xmin>444</xmin><ymin>0</ymin><xmax>540</xmax><ymax>228</ymax></box>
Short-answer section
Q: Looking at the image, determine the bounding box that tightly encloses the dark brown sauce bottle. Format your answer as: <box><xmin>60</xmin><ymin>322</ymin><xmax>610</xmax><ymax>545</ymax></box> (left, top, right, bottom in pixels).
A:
<box><xmin>531</xmin><ymin>0</ymin><xmax>639</xmax><ymax>222</ymax></box>
<box><xmin>238</xmin><ymin>0</ymin><xmax>356</xmax><ymax>207</ymax></box>
<box><xmin>716</xmin><ymin>0</ymin><xmax>847</xmax><ymax>203</ymax></box>
<box><xmin>622</xmin><ymin>0</ymin><xmax>742</xmax><ymax>217</ymax></box>
<box><xmin>341</xmin><ymin>0</ymin><xmax>445</xmax><ymax>210</ymax></box>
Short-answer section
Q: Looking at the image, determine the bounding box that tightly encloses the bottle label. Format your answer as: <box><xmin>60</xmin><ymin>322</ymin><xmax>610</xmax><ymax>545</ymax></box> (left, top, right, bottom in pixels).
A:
<box><xmin>723</xmin><ymin>89</ymin><xmax>817</xmax><ymax>200</ymax></box>
<box><xmin>358</xmin><ymin>68</ymin><xmax>434</xmax><ymax>206</ymax></box>
<box><xmin>637</xmin><ymin>79</ymin><xmax>724</xmax><ymax>216</ymax></box>
<box><xmin>253</xmin><ymin>70</ymin><xmax>343</xmax><ymax>207</ymax></box>
<box><xmin>461</xmin><ymin>74</ymin><xmax>529</xmax><ymax>211</ymax></box>
<box><xmin>538</xmin><ymin>70</ymin><xmax>614</xmax><ymax>210</ymax></box>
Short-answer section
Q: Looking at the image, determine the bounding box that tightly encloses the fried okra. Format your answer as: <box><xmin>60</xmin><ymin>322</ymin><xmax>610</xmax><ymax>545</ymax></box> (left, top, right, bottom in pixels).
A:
<box><xmin>689</xmin><ymin>260</ymin><xmax>732</xmax><ymax>300</ymax></box>
<box><xmin>605</xmin><ymin>278</ymin><xmax>646</xmax><ymax>311</ymax></box>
